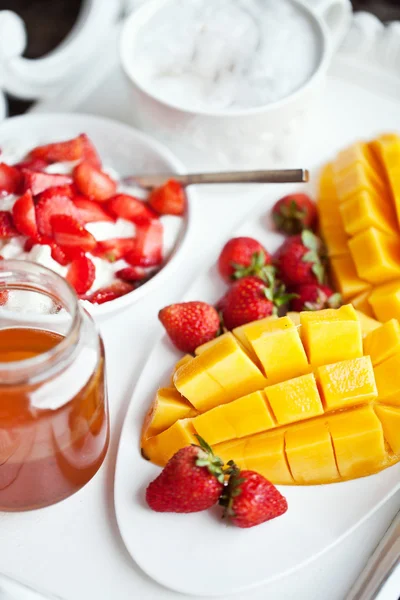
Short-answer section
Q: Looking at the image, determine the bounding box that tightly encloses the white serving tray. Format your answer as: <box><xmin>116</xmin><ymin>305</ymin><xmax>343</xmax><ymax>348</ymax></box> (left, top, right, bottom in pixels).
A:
<box><xmin>14</xmin><ymin>9</ymin><xmax>400</xmax><ymax>600</ymax></box>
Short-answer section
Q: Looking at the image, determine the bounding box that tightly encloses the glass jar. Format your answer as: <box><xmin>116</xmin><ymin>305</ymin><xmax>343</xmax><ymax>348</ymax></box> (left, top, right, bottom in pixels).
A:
<box><xmin>0</xmin><ymin>260</ymin><xmax>109</xmax><ymax>511</ymax></box>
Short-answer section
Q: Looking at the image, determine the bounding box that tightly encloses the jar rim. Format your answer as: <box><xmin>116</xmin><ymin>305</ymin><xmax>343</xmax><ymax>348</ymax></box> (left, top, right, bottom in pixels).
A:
<box><xmin>0</xmin><ymin>260</ymin><xmax>81</xmax><ymax>384</ymax></box>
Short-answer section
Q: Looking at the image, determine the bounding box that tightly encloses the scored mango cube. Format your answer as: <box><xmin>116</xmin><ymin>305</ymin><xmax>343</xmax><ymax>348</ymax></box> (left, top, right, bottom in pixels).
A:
<box><xmin>141</xmin><ymin>387</ymin><xmax>197</xmax><ymax>441</ymax></box>
<box><xmin>317</xmin><ymin>356</ymin><xmax>377</xmax><ymax>410</ymax></box>
<box><xmin>374</xmin><ymin>405</ymin><xmax>400</xmax><ymax>454</ymax></box>
<box><xmin>368</xmin><ymin>280</ymin><xmax>400</xmax><ymax>322</ymax></box>
<box><xmin>300</xmin><ymin>304</ymin><xmax>363</xmax><ymax>366</ymax></box>
<box><xmin>242</xmin><ymin>430</ymin><xmax>294</xmax><ymax>485</ymax></box>
<box><xmin>321</xmin><ymin>224</ymin><xmax>349</xmax><ymax>257</ymax></box>
<box><xmin>265</xmin><ymin>373</ymin><xmax>323</xmax><ymax>425</ymax></box>
<box><xmin>285</xmin><ymin>421</ymin><xmax>340</xmax><ymax>484</ymax></box>
<box><xmin>317</xmin><ymin>164</ymin><xmax>342</xmax><ymax>228</ymax></box>
<box><xmin>339</xmin><ymin>190</ymin><xmax>397</xmax><ymax>237</ymax></box>
<box><xmin>173</xmin><ymin>356</ymin><xmax>227</xmax><ymax>412</ymax></box>
<box><xmin>141</xmin><ymin>418</ymin><xmax>197</xmax><ymax>467</ymax></box>
<box><xmin>372</xmin><ymin>134</ymin><xmax>400</xmax><ymax>226</ymax></box>
<box><xmin>334</xmin><ymin>142</ymin><xmax>386</xmax><ymax>191</ymax></box>
<box><xmin>170</xmin><ymin>354</ymin><xmax>193</xmax><ymax>383</ymax></box>
<box><xmin>351</xmin><ymin>289</ymin><xmax>373</xmax><ymax>317</ymax></box>
<box><xmin>373</xmin><ymin>352</ymin><xmax>400</xmax><ymax>407</ymax></box>
<box><xmin>195</xmin><ymin>332</ymin><xmax>235</xmax><ymax>356</ymax></box>
<box><xmin>235</xmin><ymin>316</ymin><xmax>309</xmax><ymax>385</ymax></box>
<box><xmin>193</xmin><ymin>391</ymin><xmax>275</xmax><ymax>446</ymax></box>
<box><xmin>355</xmin><ymin>310</ymin><xmax>381</xmax><ymax>337</ymax></box>
<box><xmin>348</xmin><ymin>228</ymin><xmax>400</xmax><ymax>285</ymax></box>
<box><xmin>327</xmin><ymin>406</ymin><xmax>386</xmax><ymax>479</ymax></box>
<box><xmin>330</xmin><ymin>254</ymin><xmax>370</xmax><ymax>300</ymax></box>
<box><xmin>363</xmin><ymin>319</ymin><xmax>400</xmax><ymax>366</ymax></box>
<box><xmin>333</xmin><ymin>162</ymin><xmax>386</xmax><ymax>203</ymax></box>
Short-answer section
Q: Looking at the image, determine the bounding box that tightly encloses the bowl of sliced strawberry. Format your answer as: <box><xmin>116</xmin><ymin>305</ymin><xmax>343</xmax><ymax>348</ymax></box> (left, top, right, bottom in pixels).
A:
<box><xmin>0</xmin><ymin>114</ymin><xmax>192</xmax><ymax>319</ymax></box>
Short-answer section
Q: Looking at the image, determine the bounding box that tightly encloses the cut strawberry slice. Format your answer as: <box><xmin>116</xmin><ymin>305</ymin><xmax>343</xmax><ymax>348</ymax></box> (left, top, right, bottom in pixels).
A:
<box><xmin>50</xmin><ymin>244</ymin><xmax>70</xmax><ymax>266</ymax></box>
<box><xmin>107</xmin><ymin>194</ymin><xmax>156</xmax><ymax>225</ymax></box>
<box><xmin>14</xmin><ymin>158</ymin><xmax>47</xmax><ymax>171</ymax></box>
<box><xmin>148</xmin><ymin>179</ymin><xmax>186</xmax><ymax>216</ymax></box>
<box><xmin>28</xmin><ymin>133</ymin><xmax>100</xmax><ymax>165</ymax></box>
<box><xmin>73</xmin><ymin>196</ymin><xmax>114</xmax><ymax>223</ymax></box>
<box><xmin>81</xmin><ymin>134</ymin><xmax>102</xmax><ymax>168</ymax></box>
<box><xmin>22</xmin><ymin>169</ymin><xmax>73</xmax><ymax>196</ymax></box>
<box><xmin>51</xmin><ymin>214</ymin><xmax>97</xmax><ymax>253</ymax></box>
<box><xmin>67</xmin><ymin>255</ymin><xmax>96</xmax><ymax>295</ymax></box>
<box><xmin>0</xmin><ymin>163</ymin><xmax>22</xmax><ymax>195</ymax></box>
<box><xmin>93</xmin><ymin>237</ymin><xmax>136</xmax><ymax>262</ymax></box>
<box><xmin>12</xmin><ymin>190</ymin><xmax>37</xmax><ymax>237</ymax></box>
<box><xmin>28</xmin><ymin>235</ymin><xmax>71</xmax><ymax>266</ymax></box>
<box><xmin>73</xmin><ymin>161</ymin><xmax>117</xmax><ymax>201</ymax></box>
<box><xmin>0</xmin><ymin>211</ymin><xmax>18</xmax><ymax>238</ymax></box>
<box><xmin>24</xmin><ymin>237</ymin><xmax>35</xmax><ymax>252</ymax></box>
<box><xmin>84</xmin><ymin>281</ymin><xmax>134</xmax><ymax>305</ymax></box>
<box><xmin>125</xmin><ymin>221</ymin><xmax>163</xmax><ymax>267</ymax></box>
<box><xmin>115</xmin><ymin>266</ymin><xmax>147</xmax><ymax>282</ymax></box>
<box><xmin>36</xmin><ymin>187</ymin><xmax>82</xmax><ymax>236</ymax></box>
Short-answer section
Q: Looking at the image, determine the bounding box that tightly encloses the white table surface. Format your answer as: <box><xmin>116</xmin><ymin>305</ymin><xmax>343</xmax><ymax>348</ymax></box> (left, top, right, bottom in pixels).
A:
<box><xmin>1</xmin><ymin>54</ymin><xmax>400</xmax><ymax>600</ymax></box>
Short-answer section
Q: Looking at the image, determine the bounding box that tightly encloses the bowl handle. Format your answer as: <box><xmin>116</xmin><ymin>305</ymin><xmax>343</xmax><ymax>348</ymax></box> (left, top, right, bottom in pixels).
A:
<box><xmin>0</xmin><ymin>1</ymin><xmax>121</xmax><ymax>100</ymax></box>
<box><xmin>308</xmin><ymin>0</ymin><xmax>353</xmax><ymax>51</ymax></box>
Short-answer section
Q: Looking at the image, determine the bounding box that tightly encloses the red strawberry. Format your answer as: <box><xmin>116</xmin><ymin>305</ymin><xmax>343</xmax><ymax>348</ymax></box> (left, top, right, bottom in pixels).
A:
<box><xmin>220</xmin><ymin>464</ymin><xmax>288</xmax><ymax>528</ymax></box>
<box><xmin>24</xmin><ymin>237</ymin><xmax>35</xmax><ymax>252</ymax></box>
<box><xmin>50</xmin><ymin>243</ymin><xmax>70</xmax><ymax>266</ymax></box>
<box><xmin>94</xmin><ymin>237</ymin><xmax>136</xmax><ymax>262</ymax></box>
<box><xmin>124</xmin><ymin>221</ymin><xmax>163</xmax><ymax>267</ymax></box>
<box><xmin>73</xmin><ymin>161</ymin><xmax>117</xmax><ymax>201</ymax></box>
<box><xmin>145</xmin><ymin>437</ymin><xmax>224</xmax><ymax>513</ymax></box>
<box><xmin>219</xmin><ymin>275</ymin><xmax>293</xmax><ymax>330</ymax></box>
<box><xmin>36</xmin><ymin>186</ymin><xmax>82</xmax><ymax>237</ymax></box>
<box><xmin>0</xmin><ymin>290</ymin><xmax>8</xmax><ymax>306</ymax></box>
<box><xmin>148</xmin><ymin>179</ymin><xmax>186</xmax><ymax>216</ymax></box>
<box><xmin>272</xmin><ymin>193</ymin><xmax>317</xmax><ymax>235</ymax></box>
<box><xmin>12</xmin><ymin>190</ymin><xmax>37</xmax><ymax>237</ymax></box>
<box><xmin>290</xmin><ymin>283</ymin><xmax>341</xmax><ymax>312</ymax></box>
<box><xmin>66</xmin><ymin>255</ymin><xmax>96</xmax><ymax>295</ymax></box>
<box><xmin>107</xmin><ymin>194</ymin><xmax>156</xmax><ymax>225</ymax></box>
<box><xmin>28</xmin><ymin>133</ymin><xmax>100</xmax><ymax>166</ymax></box>
<box><xmin>275</xmin><ymin>230</ymin><xmax>326</xmax><ymax>287</ymax></box>
<box><xmin>0</xmin><ymin>211</ymin><xmax>18</xmax><ymax>238</ymax></box>
<box><xmin>26</xmin><ymin>235</ymin><xmax>71</xmax><ymax>266</ymax></box>
<box><xmin>51</xmin><ymin>214</ymin><xmax>97</xmax><ymax>253</ymax></box>
<box><xmin>73</xmin><ymin>196</ymin><xmax>114</xmax><ymax>224</ymax></box>
<box><xmin>14</xmin><ymin>158</ymin><xmax>47</xmax><ymax>171</ymax></box>
<box><xmin>0</xmin><ymin>163</ymin><xmax>22</xmax><ymax>195</ymax></box>
<box><xmin>158</xmin><ymin>301</ymin><xmax>220</xmax><ymax>353</ymax></box>
<box><xmin>84</xmin><ymin>280</ymin><xmax>134</xmax><ymax>304</ymax></box>
<box><xmin>218</xmin><ymin>237</ymin><xmax>272</xmax><ymax>283</ymax></box>
<box><xmin>22</xmin><ymin>169</ymin><xmax>73</xmax><ymax>196</ymax></box>
<box><xmin>115</xmin><ymin>266</ymin><xmax>147</xmax><ymax>282</ymax></box>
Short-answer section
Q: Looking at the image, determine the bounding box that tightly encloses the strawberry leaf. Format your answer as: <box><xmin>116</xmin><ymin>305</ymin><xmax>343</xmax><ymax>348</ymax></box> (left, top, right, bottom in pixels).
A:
<box><xmin>302</xmin><ymin>229</ymin><xmax>320</xmax><ymax>252</ymax></box>
<box><xmin>328</xmin><ymin>292</ymin><xmax>342</xmax><ymax>308</ymax></box>
<box><xmin>302</xmin><ymin>250</ymin><xmax>318</xmax><ymax>263</ymax></box>
<box><xmin>312</xmin><ymin>263</ymin><xmax>325</xmax><ymax>284</ymax></box>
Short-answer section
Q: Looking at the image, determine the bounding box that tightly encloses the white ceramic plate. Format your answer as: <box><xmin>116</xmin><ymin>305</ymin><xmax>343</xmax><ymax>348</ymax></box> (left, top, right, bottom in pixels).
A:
<box><xmin>0</xmin><ymin>113</ymin><xmax>193</xmax><ymax>321</ymax></box>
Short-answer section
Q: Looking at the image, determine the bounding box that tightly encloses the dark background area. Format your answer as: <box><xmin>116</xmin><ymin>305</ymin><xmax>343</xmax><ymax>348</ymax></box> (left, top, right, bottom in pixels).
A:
<box><xmin>2</xmin><ymin>0</ymin><xmax>400</xmax><ymax>115</ymax></box>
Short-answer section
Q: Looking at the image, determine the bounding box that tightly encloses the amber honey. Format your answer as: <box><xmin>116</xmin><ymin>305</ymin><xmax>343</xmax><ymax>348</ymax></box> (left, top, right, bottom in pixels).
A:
<box><xmin>0</xmin><ymin>327</ymin><xmax>109</xmax><ymax>510</ymax></box>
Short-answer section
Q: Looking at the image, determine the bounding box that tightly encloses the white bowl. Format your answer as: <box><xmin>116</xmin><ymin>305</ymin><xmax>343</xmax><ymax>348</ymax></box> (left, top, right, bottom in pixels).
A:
<box><xmin>120</xmin><ymin>0</ymin><xmax>352</xmax><ymax>170</ymax></box>
<box><xmin>0</xmin><ymin>113</ymin><xmax>193</xmax><ymax>321</ymax></box>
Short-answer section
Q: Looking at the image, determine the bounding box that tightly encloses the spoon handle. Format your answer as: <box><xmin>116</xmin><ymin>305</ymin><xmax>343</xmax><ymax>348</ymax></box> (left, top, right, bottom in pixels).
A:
<box><xmin>345</xmin><ymin>510</ymin><xmax>400</xmax><ymax>600</ymax></box>
<box><xmin>125</xmin><ymin>168</ymin><xmax>309</xmax><ymax>189</ymax></box>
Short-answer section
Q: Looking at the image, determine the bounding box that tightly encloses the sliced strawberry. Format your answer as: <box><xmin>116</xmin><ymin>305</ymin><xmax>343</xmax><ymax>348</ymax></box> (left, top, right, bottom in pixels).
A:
<box><xmin>81</xmin><ymin>134</ymin><xmax>102</xmax><ymax>168</ymax></box>
<box><xmin>0</xmin><ymin>163</ymin><xmax>22</xmax><ymax>195</ymax></box>
<box><xmin>29</xmin><ymin>235</ymin><xmax>71</xmax><ymax>266</ymax></box>
<box><xmin>14</xmin><ymin>158</ymin><xmax>47</xmax><ymax>171</ymax></box>
<box><xmin>51</xmin><ymin>214</ymin><xmax>97</xmax><ymax>253</ymax></box>
<box><xmin>116</xmin><ymin>266</ymin><xmax>147</xmax><ymax>282</ymax></box>
<box><xmin>107</xmin><ymin>194</ymin><xmax>156</xmax><ymax>225</ymax></box>
<box><xmin>24</xmin><ymin>237</ymin><xmax>35</xmax><ymax>252</ymax></box>
<box><xmin>36</xmin><ymin>187</ymin><xmax>82</xmax><ymax>237</ymax></box>
<box><xmin>73</xmin><ymin>196</ymin><xmax>114</xmax><ymax>223</ymax></box>
<box><xmin>93</xmin><ymin>237</ymin><xmax>136</xmax><ymax>262</ymax></box>
<box><xmin>29</xmin><ymin>133</ymin><xmax>101</xmax><ymax>167</ymax></box>
<box><xmin>125</xmin><ymin>221</ymin><xmax>163</xmax><ymax>267</ymax></box>
<box><xmin>22</xmin><ymin>169</ymin><xmax>73</xmax><ymax>196</ymax></box>
<box><xmin>66</xmin><ymin>255</ymin><xmax>96</xmax><ymax>294</ymax></box>
<box><xmin>50</xmin><ymin>244</ymin><xmax>70</xmax><ymax>266</ymax></box>
<box><xmin>148</xmin><ymin>179</ymin><xmax>186</xmax><ymax>216</ymax></box>
<box><xmin>84</xmin><ymin>281</ymin><xmax>134</xmax><ymax>305</ymax></box>
<box><xmin>12</xmin><ymin>190</ymin><xmax>38</xmax><ymax>238</ymax></box>
<box><xmin>0</xmin><ymin>211</ymin><xmax>18</xmax><ymax>238</ymax></box>
<box><xmin>73</xmin><ymin>161</ymin><xmax>117</xmax><ymax>201</ymax></box>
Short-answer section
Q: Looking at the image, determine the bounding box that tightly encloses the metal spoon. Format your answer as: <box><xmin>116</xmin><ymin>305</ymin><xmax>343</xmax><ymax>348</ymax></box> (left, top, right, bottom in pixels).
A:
<box><xmin>123</xmin><ymin>168</ymin><xmax>309</xmax><ymax>189</ymax></box>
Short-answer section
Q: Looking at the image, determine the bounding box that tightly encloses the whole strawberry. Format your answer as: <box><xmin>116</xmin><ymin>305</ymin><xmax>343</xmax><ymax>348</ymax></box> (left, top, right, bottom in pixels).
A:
<box><xmin>146</xmin><ymin>437</ymin><xmax>224</xmax><ymax>513</ymax></box>
<box><xmin>275</xmin><ymin>230</ymin><xmax>325</xmax><ymax>287</ymax></box>
<box><xmin>220</xmin><ymin>463</ymin><xmax>288</xmax><ymax>528</ymax></box>
<box><xmin>218</xmin><ymin>237</ymin><xmax>272</xmax><ymax>283</ymax></box>
<box><xmin>291</xmin><ymin>283</ymin><xmax>341</xmax><ymax>312</ymax></box>
<box><xmin>272</xmin><ymin>193</ymin><xmax>317</xmax><ymax>235</ymax></box>
<box><xmin>219</xmin><ymin>275</ymin><xmax>292</xmax><ymax>330</ymax></box>
<box><xmin>159</xmin><ymin>301</ymin><xmax>220</xmax><ymax>353</ymax></box>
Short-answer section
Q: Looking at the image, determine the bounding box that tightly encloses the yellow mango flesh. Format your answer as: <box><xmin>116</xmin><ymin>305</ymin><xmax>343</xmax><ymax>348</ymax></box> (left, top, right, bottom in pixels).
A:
<box><xmin>363</xmin><ymin>319</ymin><xmax>400</xmax><ymax>366</ymax></box>
<box><xmin>321</xmin><ymin>224</ymin><xmax>349</xmax><ymax>257</ymax></box>
<box><xmin>317</xmin><ymin>356</ymin><xmax>377</xmax><ymax>410</ymax></box>
<box><xmin>349</xmin><ymin>228</ymin><xmax>400</xmax><ymax>285</ymax></box>
<box><xmin>330</xmin><ymin>254</ymin><xmax>371</xmax><ymax>300</ymax></box>
<box><xmin>143</xmin><ymin>308</ymin><xmax>400</xmax><ymax>482</ymax></box>
<box><xmin>355</xmin><ymin>309</ymin><xmax>380</xmax><ymax>336</ymax></box>
<box><xmin>372</xmin><ymin>134</ymin><xmax>400</xmax><ymax>226</ymax></box>
<box><xmin>339</xmin><ymin>190</ymin><xmax>397</xmax><ymax>237</ymax></box>
<box><xmin>170</xmin><ymin>354</ymin><xmax>194</xmax><ymax>383</ymax></box>
<box><xmin>369</xmin><ymin>280</ymin><xmax>400</xmax><ymax>322</ymax></box>
<box><xmin>300</xmin><ymin>305</ymin><xmax>363</xmax><ymax>366</ymax></box>
<box><xmin>141</xmin><ymin>387</ymin><xmax>197</xmax><ymax>441</ymax></box>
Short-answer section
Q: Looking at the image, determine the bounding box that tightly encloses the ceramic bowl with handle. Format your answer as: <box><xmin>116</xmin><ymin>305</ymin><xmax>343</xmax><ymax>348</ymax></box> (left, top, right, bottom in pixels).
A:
<box><xmin>120</xmin><ymin>0</ymin><xmax>352</xmax><ymax>170</ymax></box>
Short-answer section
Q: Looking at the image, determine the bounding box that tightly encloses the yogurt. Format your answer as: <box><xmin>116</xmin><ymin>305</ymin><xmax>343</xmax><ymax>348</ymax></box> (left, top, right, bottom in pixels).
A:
<box><xmin>132</xmin><ymin>0</ymin><xmax>321</xmax><ymax>112</ymax></box>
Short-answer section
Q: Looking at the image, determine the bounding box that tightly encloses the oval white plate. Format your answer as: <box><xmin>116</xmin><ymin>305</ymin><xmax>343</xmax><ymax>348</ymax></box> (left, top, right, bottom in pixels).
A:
<box><xmin>114</xmin><ymin>189</ymin><xmax>400</xmax><ymax>596</ymax></box>
<box><xmin>0</xmin><ymin>113</ymin><xmax>193</xmax><ymax>322</ymax></box>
